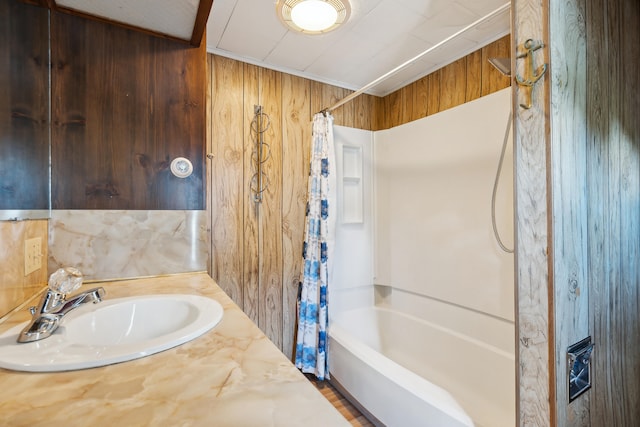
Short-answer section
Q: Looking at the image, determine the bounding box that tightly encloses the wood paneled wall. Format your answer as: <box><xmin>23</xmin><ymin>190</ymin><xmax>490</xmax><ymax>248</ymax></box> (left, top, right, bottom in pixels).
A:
<box><xmin>50</xmin><ymin>12</ymin><xmax>206</xmax><ymax>210</ymax></box>
<box><xmin>550</xmin><ymin>0</ymin><xmax>589</xmax><ymax>422</ymax></box>
<box><xmin>376</xmin><ymin>35</ymin><xmax>511</xmax><ymax>130</ymax></box>
<box><xmin>515</xmin><ymin>0</ymin><xmax>640</xmax><ymax>423</ymax></box>
<box><xmin>511</xmin><ymin>4</ymin><xmax>554</xmax><ymax>426</ymax></box>
<box><xmin>0</xmin><ymin>0</ymin><xmax>49</xmax><ymax>210</ymax></box>
<box><xmin>207</xmin><ymin>55</ymin><xmax>376</xmax><ymax>358</ymax></box>
<box><xmin>586</xmin><ymin>0</ymin><xmax>640</xmax><ymax>424</ymax></box>
<box><xmin>207</xmin><ymin>36</ymin><xmax>511</xmax><ymax>357</ymax></box>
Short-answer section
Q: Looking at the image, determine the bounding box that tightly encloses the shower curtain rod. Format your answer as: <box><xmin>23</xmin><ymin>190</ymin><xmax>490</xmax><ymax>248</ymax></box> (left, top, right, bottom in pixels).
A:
<box><xmin>323</xmin><ymin>2</ymin><xmax>511</xmax><ymax>114</ymax></box>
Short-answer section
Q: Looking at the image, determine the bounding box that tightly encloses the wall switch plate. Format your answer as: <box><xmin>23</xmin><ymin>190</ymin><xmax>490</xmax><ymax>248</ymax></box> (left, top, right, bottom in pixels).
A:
<box><xmin>568</xmin><ymin>336</ymin><xmax>594</xmax><ymax>402</ymax></box>
<box><xmin>24</xmin><ymin>237</ymin><xmax>42</xmax><ymax>276</ymax></box>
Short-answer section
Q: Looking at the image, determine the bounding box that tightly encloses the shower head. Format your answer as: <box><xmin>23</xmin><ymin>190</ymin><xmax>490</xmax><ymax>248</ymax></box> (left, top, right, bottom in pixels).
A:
<box><xmin>488</xmin><ymin>57</ymin><xmax>511</xmax><ymax>76</ymax></box>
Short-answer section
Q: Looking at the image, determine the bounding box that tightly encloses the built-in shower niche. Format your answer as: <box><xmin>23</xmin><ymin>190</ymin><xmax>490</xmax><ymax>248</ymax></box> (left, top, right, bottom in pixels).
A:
<box><xmin>341</xmin><ymin>144</ymin><xmax>363</xmax><ymax>224</ymax></box>
<box><xmin>331</xmin><ymin>125</ymin><xmax>374</xmax><ymax>318</ymax></box>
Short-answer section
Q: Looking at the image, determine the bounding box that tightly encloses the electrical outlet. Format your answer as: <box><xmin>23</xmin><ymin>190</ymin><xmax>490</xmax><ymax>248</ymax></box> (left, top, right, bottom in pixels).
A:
<box><xmin>24</xmin><ymin>237</ymin><xmax>42</xmax><ymax>276</ymax></box>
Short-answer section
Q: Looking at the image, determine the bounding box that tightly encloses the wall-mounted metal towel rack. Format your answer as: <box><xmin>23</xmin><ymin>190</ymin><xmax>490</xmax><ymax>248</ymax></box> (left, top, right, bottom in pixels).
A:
<box><xmin>250</xmin><ymin>105</ymin><xmax>271</xmax><ymax>203</ymax></box>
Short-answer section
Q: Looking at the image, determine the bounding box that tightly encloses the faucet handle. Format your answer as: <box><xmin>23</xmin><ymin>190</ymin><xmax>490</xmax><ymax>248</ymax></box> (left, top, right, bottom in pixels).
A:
<box><xmin>48</xmin><ymin>267</ymin><xmax>83</xmax><ymax>294</ymax></box>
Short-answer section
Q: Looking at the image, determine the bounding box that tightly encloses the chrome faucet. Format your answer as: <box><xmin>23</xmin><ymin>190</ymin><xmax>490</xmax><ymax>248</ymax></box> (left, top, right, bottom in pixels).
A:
<box><xmin>17</xmin><ymin>268</ymin><xmax>106</xmax><ymax>343</ymax></box>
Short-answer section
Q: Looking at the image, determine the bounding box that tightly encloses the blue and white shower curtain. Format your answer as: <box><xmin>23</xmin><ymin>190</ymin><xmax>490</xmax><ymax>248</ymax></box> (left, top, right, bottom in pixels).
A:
<box><xmin>294</xmin><ymin>112</ymin><xmax>336</xmax><ymax>381</ymax></box>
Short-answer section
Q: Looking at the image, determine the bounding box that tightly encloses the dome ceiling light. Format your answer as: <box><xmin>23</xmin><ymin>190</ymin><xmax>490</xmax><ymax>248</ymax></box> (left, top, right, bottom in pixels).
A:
<box><xmin>276</xmin><ymin>0</ymin><xmax>351</xmax><ymax>35</ymax></box>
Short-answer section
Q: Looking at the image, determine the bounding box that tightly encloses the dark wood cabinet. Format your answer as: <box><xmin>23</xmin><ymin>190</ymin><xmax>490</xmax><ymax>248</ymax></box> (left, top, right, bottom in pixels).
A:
<box><xmin>1</xmin><ymin>0</ymin><xmax>206</xmax><ymax>212</ymax></box>
<box><xmin>51</xmin><ymin>11</ymin><xmax>206</xmax><ymax>210</ymax></box>
<box><xmin>0</xmin><ymin>0</ymin><xmax>49</xmax><ymax>211</ymax></box>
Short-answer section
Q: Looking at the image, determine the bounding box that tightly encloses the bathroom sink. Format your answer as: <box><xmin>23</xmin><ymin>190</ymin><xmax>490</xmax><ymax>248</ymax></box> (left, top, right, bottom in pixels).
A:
<box><xmin>0</xmin><ymin>294</ymin><xmax>223</xmax><ymax>372</ymax></box>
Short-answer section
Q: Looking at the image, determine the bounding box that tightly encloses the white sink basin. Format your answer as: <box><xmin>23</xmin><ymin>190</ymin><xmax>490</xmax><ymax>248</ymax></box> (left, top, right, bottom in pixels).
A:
<box><xmin>0</xmin><ymin>294</ymin><xmax>223</xmax><ymax>372</ymax></box>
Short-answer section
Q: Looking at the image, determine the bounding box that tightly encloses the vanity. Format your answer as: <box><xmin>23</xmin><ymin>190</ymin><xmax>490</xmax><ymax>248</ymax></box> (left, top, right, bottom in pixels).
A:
<box><xmin>0</xmin><ymin>272</ymin><xmax>350</xmax><ymax>426</ymax></box>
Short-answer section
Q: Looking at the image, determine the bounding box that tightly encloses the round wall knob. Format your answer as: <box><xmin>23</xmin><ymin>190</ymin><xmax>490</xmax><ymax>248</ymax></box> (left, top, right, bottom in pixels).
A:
<box><xmin>170</xmin><ymin>157</ymin><xmax>193</xmax><ymax>178</ymax></box>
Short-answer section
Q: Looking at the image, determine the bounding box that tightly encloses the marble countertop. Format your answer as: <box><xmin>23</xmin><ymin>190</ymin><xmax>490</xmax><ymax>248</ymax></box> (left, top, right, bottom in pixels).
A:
<box><xmin>0</xmin><ymin>272</ymin><xmax>350</xmax><ymax>427</ymax></box>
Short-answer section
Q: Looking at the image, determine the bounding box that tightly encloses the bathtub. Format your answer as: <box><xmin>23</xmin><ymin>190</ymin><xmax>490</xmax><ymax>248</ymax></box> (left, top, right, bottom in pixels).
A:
<box><xmin>328</xmin><ymin>306</ymin><xmax>515</xmax><ymax>427</ymax></box>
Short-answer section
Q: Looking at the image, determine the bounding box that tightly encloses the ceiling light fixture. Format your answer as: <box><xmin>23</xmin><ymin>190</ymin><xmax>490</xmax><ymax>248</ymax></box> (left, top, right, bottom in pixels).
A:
<box><xmin>276</xmin><ymin>0</ymin><xmax>351</xmax><ymax>35</ymax></box>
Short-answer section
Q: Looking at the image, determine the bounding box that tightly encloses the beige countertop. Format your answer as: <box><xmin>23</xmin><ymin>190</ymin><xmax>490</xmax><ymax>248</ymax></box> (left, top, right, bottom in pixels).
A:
<box><xmin>0</xmin><ymin>272</ymin><xmax>350</xmax><ymax>427</ymax></box>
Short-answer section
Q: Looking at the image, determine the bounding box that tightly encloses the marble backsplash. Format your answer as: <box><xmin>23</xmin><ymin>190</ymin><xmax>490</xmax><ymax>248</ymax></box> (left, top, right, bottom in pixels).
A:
<box><xmin>1</xmin><ymin>211</ymin><xmax>208</xmax><ymax>317</ymax></box>
<box><xmin>49</xmin><ymin>210</ymin><xmax>208</xmax><ymax>281</ymax></box>
<box><xmin>0</xmin><ymin>220</ymin><xmax>49</xmax><ymax>318</ymax></box>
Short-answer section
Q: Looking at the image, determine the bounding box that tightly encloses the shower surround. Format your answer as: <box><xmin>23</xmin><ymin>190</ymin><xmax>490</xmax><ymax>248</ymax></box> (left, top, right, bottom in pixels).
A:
<box><xmin>330</xmin><ymin>88</ymin><xmax>515</xmax><ymax>427</ymax></box>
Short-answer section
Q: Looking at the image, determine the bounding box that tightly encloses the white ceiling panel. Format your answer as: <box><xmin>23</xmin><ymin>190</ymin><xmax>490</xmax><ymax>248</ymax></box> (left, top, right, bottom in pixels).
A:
<box><xmin>217</xmin><ymin>33</ymin><xmax>279</xmax><ymax>63</ymax></box>
<box><xmin>216</xmin><ymin>1</ymin><xmax>287</xmax><ymax>60</ymax></box>
<box><xmin>342</xmin><ymin>58</ymin><xmax>396</xmax><ymax>89</ymax></box>
<box><xmin>411</xmin><ymin>3</ymin><xmax>481</xmax><ymax>44</ymax></box>
<box><xmin>265</xmin><ymin>30</ymin><xmax>347</xmax><ymax>72</ymax></box>
<box><xmin>206</xmin><ymin>0</ymin><xmax>511</xmax><ymax>96</ymax></box>
<box><xmin>459</xmin><ymin>0</ymin><xmax>511</xmax><ymax>16</ymax></box>
<box><xmin>206</xmin><ymin>0</ymin><xmax>238</xmax><ymax>45</ymax></box>
<box><xmin>393</xmin><ymin>0</ymin><xmax>453</xmax><ymax>19</ymax></box>
<box><xmin>350</xmin><ymin>1</ymin><xmax>429</xmax><ymax>46</ymax></box>
<box><xmin>58</xmin><ymin>0</ymin><xmax>199</xmax><ymax>39</ymax></box>
<box><xmin>304</xmin><ymin>36</ymin><xmax>381</xmax><ymax>79</ymax></box>
<box><xmin>413</xmin><ymin>35</ymin><xmax>480</xmax><ymax>67</ymax></box>
<box><xmin>373</xmin><ymin>60</ymin><xmax>436</xmax><ymax>93</ymax></box>
<box><xmin>468</xmin><ymin>9</ymin><xmax>511</xmax><ymax>41</ymax></box>
<box><xmin>349</xmin><ymin>0</ymin><xmax>385</xmax><ymax>16</ymax></box>
<box><xmin>367</xmin><ymin>34</ymin><xmax>434</xmax><ymax>76</ymax></box>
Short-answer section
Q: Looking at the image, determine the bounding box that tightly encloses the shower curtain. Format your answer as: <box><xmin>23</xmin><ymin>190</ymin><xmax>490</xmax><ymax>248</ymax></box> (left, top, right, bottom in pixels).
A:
<box><xmin>294</xmin><ymin>112</ymin><xmax>336</xmax><ymax>381</ymax></box>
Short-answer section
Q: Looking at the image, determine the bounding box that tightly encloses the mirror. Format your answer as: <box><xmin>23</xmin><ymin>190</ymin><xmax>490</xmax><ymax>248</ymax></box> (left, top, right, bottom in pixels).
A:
<box><xmin>0</xmin><ymin>1</ymin><xmax>51</xmax><ymax>220</ymax></box>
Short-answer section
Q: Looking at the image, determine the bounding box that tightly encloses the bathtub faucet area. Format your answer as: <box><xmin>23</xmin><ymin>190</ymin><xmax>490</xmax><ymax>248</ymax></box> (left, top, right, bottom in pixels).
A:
<box><xmin>17</xmin><ymin>267</ymin><xmax>106</xmax><ymax>343</ymax></box>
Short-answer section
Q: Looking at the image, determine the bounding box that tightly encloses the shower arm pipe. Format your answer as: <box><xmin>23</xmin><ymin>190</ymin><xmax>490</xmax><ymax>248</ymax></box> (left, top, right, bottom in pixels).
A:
<box><xmin>324</xmin><ymin>2</ymin><xmax>511</xmax><ymax>114</ymax></box>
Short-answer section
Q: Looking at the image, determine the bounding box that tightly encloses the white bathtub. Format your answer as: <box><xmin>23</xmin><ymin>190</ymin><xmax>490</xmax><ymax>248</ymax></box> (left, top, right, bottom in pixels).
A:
<box><xmin>328</xmin><ymin>306</ymin><xmax>514</xmax><ymax>427</ymax></box>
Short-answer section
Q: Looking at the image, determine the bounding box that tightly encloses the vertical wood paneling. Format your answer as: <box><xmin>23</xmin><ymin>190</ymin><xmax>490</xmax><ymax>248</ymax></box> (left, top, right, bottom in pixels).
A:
<box><xmin>320</xmin><ymin>83</ymin><xmax>349</xmax><ymax>126</ymax></box>
<box><xmin>242</xmin><ymin>63</ymin><xmax>260</xmax><ymax>325</ymax></box>
<box><xmin>482</xmin><ymin>35</ymin><xmax>512</xmax><ymax>97</ymax></box>
<box><xmin>585</xmin><ymin>1</ymin><xmax>610</xmax><ymax>423</ymax></box>
<box><xmin>385</xmin><ymin>89</ymin><xmax>403</xmax><ymax>128</ymax></box>
<box><xmin>615</xmin><ymin>16</ymin><xmax>640</xmax><ymax>414</ymax></box>
<box><xmin>515</xmin><ymin>0</ymin><xmax>640</xmax><ymax>423</ymax></box>
<box><xmin>588</xmin><ymin>0</ymin><xmax>640</xmax><ymax>425</ymax></box>
<box><xmin>210</xmin><ymin>55</ymin><xmax>245</xmax><ymax>306</ymax></box>
<box><xmin>603</xmin><ymin>3</ymin><xmax>623</xmax><ymax>423</ymax></box>
<box><xmin>549</xmin><ymin>0</ymin><xmax>589</xmax><ymax>423</ymax></box>
<box><xmin>618</xmin><ymin>0</ymin><xmax>640</xmax><ymax>419</ymax></box>
<box><xmin>371</xmin><ymin>35</ymin><xmax>511</xmax><ymax>130</ymax></box>
<box><xmin>373</xmin><ymin>96</ymin><xmax>387</xmax><ymax>131</ymax></box>
<box><xmin>339</xmin><ymin>88</ymin><xmax>356</xmax><ymax>127</ymax></box>
<box><xmin>353</xmin><ymin>93</ymin><xmax>374</xmax><ymax>131</ymax></box>
<box><xmin>50</xmin><ymin>11</ymin><xmax>86</xmax><ymax>209</ymax></box>
<box><xmin>411</xmin><ymin>77</ymin><xmax>429</xmax><ymax>122</ymax></box>
<box><xmin>426</xmin><ymin>72</ymin><xmax>441</xmax><ymax>117</ymax></box>
<box><xmin>465</xmin><ymin>50</ymin><xmax>483</xmax><ymax>102</ymax></box>
<box><xmin>156</xmin><ymin>37</ymin><xmax>207</xmax><ymax>209</ymax></box>
<box><xmin>281</xmin><ymin>74</ymin><xmax>311</xmax><ymax>360</ymax></box>
<box><xmin>0</xmin><ymin>1</ymin><xmax>49</xmax><ymax>210</ymax></box>
<box><xmin>258</xmin><ymin>68</ymin><xmax>284</xmax><ymax>350</ymax></box>
<box><xmin>310</xmin><ymin>80</ymin><xmax>324</xmax><ymax>121</ymax></box>
<box><xmin>513</xmin><ymin>0</ymin><xmax>553</xmax><ymax>425</ymax></box>
<box><xmin>332</xmin><ymin>87</ymin><xmax>350</xmax><ymax>126</ymax></box>
<box><xmin>210</xmin><ymin>55</ymin><xmax>378</xmax><ymax>353</ymax></box>
<box><xmin>439</xmin><ymin>58</ymin><xmax>467</xmax><ymax>111</ymax></box>
<box><xmin>400</xmin><ymin>85</ymin><xmax>413</xmax><ymax>125</ymax></box>
<box><xmin>51</xmin><ymin>12</ymin><xmax>205</xmax><ymax>210</ymax></box>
